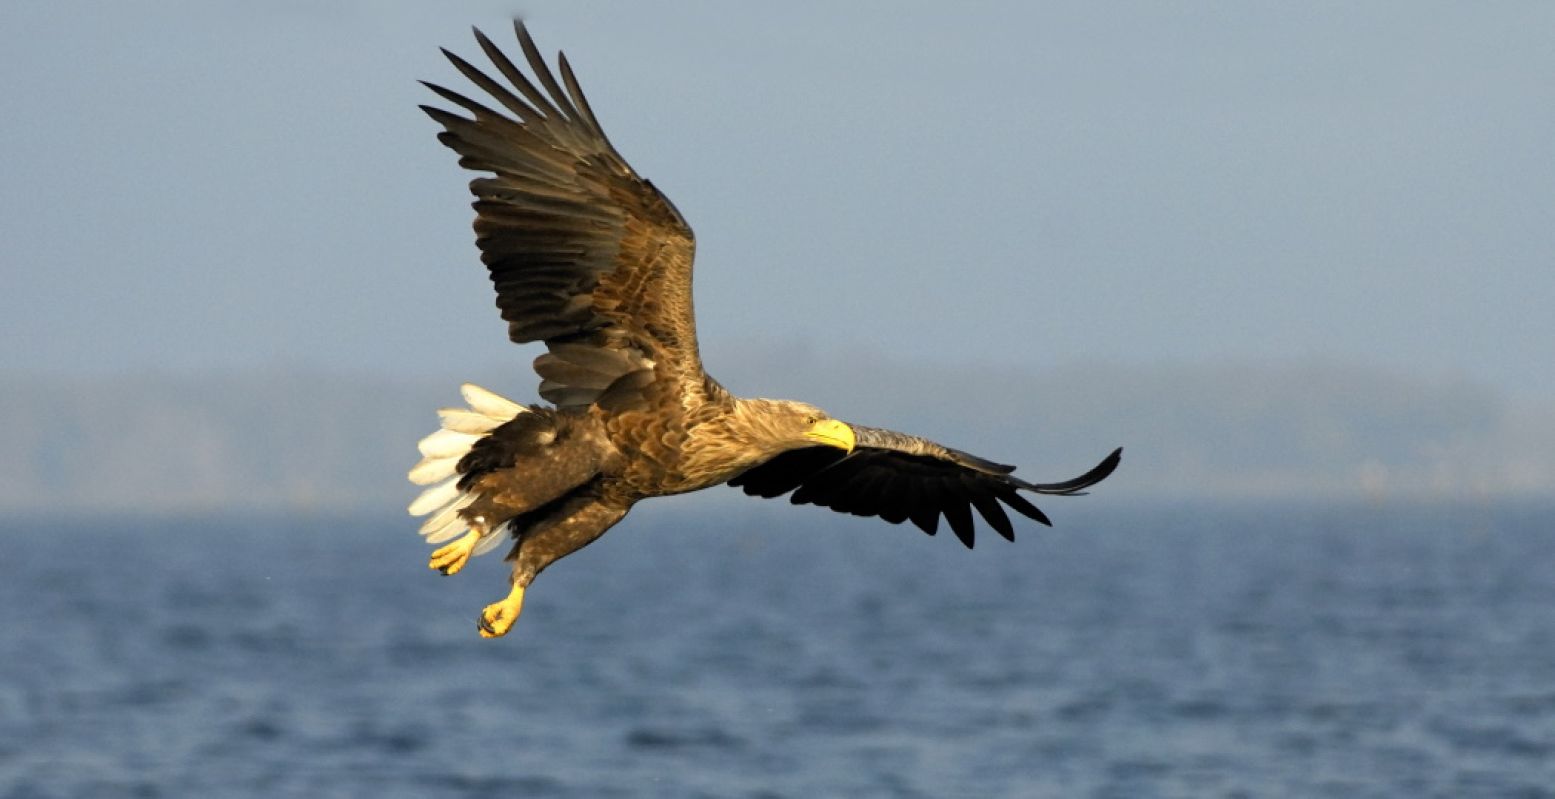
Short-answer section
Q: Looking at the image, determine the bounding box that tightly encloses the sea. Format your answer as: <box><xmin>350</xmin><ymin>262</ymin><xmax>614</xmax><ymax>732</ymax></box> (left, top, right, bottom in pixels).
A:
<box><xmin>3</xmin><ymin>500</ymin><xmax>1553</xmax><ymax>798</ymax></box>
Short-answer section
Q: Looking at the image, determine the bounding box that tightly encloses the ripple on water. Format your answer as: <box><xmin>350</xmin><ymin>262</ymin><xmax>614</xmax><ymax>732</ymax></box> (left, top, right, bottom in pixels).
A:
<box><xmin>5</xmin><ymin>505</ymin><xmax>1555</xmax><ymax>797</ymax></box>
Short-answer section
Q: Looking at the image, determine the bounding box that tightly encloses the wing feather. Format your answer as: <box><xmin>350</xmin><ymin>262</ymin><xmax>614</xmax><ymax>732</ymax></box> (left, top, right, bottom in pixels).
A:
<box><xmin>876</xmin><ymin>475</ymin><xmax>914</xmax><ymax>525</ymax></box>
<box><xmin>728</xmin><ymin>428</ymin><xmax>1121</xmax><ymax>548</ymax></box>
<box><xmin>969</xmin><ymin>489</ymin><xmax>1015</xmax><ymax>543</ymax></box>
<box><xmin>995</xmin><ymin>485</ymin><xmax>1052</xmax><ymax>526</ymax></box>
<box><xmin>907</xmin><ymin>482</ymin><xmax>942</xmax><ymax>536</ymax></box>
<box><xmin>514</xmin><ymin>22</ymin><xmax>579</xmax><ymax>124</ymax></box>
<box><xmin>424</xmin><ymin>23</ymin><xmax>706</xmax><ymax>412</ymax></box>
<box><xmin>472</xmin><ymin>27</ymin><xmax>562</xmax><ymax>120</ymax></box>
<box><xmin>939</xmin><ymin>482</ymin><xmax>977</xmax><ymax>549</ymax></box>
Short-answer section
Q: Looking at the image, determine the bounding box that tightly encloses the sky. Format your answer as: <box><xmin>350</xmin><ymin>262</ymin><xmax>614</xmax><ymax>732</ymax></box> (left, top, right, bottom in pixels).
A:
<box><xmin>3</xmin><ymin>2</ymin><xmax>1553</xmax><ymax>399</ymax></box>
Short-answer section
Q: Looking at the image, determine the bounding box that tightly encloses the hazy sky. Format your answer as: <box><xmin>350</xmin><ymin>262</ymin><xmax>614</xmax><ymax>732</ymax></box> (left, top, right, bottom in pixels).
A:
<box><xmin>4</xmin><ymin>2</ymin><xmax>1552</xmax><ymax>396</ymax></box>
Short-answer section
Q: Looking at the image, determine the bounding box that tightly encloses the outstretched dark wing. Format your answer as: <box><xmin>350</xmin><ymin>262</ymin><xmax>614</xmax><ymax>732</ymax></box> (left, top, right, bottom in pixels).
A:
<box><xmin>421</xmin><ymin>22</ymin><xmax>709</xmax><ymax>412</ymax></box>
<box><xmin>728</xmin><ymin>426</ymin><xmax>1122</xmax><ymax>548</ymax></box>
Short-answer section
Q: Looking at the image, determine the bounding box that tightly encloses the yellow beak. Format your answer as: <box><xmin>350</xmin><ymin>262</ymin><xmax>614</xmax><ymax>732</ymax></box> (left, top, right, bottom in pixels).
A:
<box><xmin>803</xmin><ymin>419</ymin><xmax>856</xmax><ymax>453</ymax></box>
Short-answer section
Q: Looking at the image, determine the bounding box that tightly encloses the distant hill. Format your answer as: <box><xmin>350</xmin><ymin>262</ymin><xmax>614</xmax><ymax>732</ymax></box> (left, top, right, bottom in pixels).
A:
<box><xmin>2</xmin><ymin>358</ymin><xmax>1550</xmax><ymax>514</ymax></box>
<box><xmin>712</xmin><ymin>350</ymin><xmax>1555</xmax><ymax>502</ymax></box>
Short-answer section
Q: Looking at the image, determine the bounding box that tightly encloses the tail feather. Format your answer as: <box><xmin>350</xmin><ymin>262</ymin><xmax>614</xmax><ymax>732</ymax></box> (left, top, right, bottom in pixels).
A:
<box><xmin>408</xmin><ymin>455</ymin><xmax>460</xmax><ymax>486</ymax></box>
<box><xmin>408</xmin><ymin>476</ymin><xmax>460</xmax><ymax>517</ymax></box>
<box><xmin>461</xmin><ymin>382</ymin><xmax>525</xmax><ymax>420</ymax></box>
<box><xmin>417</xmin><ymin>428</ymin><xmax>481</xmax><ymax>459</ymax></box>
<box><xmin>472</xmin><ymin>522</ymin><xmax>513</xmax><ymax>556</ymax></box>
<box><xmin>419</xmin><ymin>493</ymin><xmax>475</xmax><ymax>537</ymax></box>
<box><xmin>422</xmin><ymin>519</ymin><xmax>466</xmax><ymax>545</ymax></box>
<box><xmin>437</xmin><ymin>407</ymin><xmax>505</xmax><ymax>434</ymax></box>
<box><xmin>407</xmin><ymin>383</ymin><xmax>530</xmax><ymax>558</ymax></box>
<box><xmin>423</xmin><ymin>514</ymin><xmax>473</xmax><ymax>545</ymax></box>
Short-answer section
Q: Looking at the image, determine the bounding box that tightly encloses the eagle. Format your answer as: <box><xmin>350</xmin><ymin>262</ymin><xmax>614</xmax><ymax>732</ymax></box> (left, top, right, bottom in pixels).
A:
<box><xmin>409</xmin><ymin>22</ymin><xmax>1122</xmax><ymax>638</ymax></box>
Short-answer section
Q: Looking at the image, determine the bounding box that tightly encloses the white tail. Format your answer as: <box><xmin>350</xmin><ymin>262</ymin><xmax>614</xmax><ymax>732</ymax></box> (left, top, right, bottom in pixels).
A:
<box><xmin>461</xmin><ymin>383</ymin><xmax>524</xmax><ymax>419</ymax></box>
<box><xmin>407</xmin><ymin>384</ymin><xmax>527</xmax><ymax>555</ymax></box>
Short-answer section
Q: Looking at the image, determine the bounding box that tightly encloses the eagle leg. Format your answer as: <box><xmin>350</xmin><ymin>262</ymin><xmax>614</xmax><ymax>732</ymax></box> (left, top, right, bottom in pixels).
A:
<box><xmin>472</xmin><ymin>491</ymin><xmax>630</xmax><ymax>639</ymax></box>
<box><xmin>428</xmin><ymin>528</ymin><xmax>483</xmax><ymax>575</ymax></box>
<box><xmin>478</xmin><ymin>582</ymin><xmax>527</xmax><ymax>638</ymax></box>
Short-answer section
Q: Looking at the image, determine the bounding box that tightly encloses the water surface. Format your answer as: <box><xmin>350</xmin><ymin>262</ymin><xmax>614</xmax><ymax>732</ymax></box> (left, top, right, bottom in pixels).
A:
<box><xmin>3</xmin><ymin>501</ymin><xmax>1553</xmax><ymax>797</ymax></box>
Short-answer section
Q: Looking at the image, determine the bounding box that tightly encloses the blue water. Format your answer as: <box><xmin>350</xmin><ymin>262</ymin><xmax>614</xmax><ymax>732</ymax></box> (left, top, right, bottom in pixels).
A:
<box><xmin>3</xmin><ymin>501</ymin><xmax>1554</xmax><ymax>797</ymax></box>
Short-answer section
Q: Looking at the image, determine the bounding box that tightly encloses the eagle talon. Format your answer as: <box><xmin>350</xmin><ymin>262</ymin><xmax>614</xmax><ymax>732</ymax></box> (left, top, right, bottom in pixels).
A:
<box><xmin>429</xmin><ymin>530</ymin><xmax>481</xmax><ymax>576</ymax></box>
<box><xmin>477</xmin><ymin>585</ymin><xmax>526</xmax><ymax>639</ymax></box>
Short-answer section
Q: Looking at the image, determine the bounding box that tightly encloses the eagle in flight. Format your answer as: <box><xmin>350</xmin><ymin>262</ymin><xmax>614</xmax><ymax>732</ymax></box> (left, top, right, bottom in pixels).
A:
<box><xmin>409</xmin><ymin>22</ymin><xmax>1122</xmax><ymax>638</ymax></box>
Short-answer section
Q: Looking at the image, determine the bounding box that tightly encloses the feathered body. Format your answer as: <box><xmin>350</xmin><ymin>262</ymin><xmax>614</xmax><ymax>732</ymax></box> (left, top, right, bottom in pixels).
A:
<box><xmin>409</xmin><ymin>23</ymin><xmax>1121</xmax><ymax>637</ymax></box>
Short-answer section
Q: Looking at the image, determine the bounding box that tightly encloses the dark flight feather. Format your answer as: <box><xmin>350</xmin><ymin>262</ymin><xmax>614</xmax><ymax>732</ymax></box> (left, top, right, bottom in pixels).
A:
<box><xmin>729</xmin><ymin>437</ymin><xmax>1122</xmax><ymax>549</ymax></box>
<box><xmin>473</xmin><ymin>27</ymin><xmax>563</xmax><ymax>123</ymax></box>
<box><xmin>421</xmin><ymin>22</ymin><xmax>702</xmax><ymax>412</ymax></box>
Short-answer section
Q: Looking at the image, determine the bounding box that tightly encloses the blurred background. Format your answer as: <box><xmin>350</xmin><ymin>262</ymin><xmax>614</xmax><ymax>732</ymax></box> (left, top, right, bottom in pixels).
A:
<box><xmin>3</xmin><ymin>1</ymin><xmax>1552</xmax><ymax>513</ymax></box>
<box><xmin>4</xmin><ymin>3</ymin><xmax>1555</xmax><ymax>796</ymax></box>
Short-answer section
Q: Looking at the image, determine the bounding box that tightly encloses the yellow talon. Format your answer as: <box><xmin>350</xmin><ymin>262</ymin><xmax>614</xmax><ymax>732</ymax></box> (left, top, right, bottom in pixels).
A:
<box><xmin>429</xmin><ymin>529</ymin><xmax>480</xmax><ymax>575</ymax></box>
<box><xmin>478</xmin><ymin>584</ymin><xmax>526</xmax><ymax>638</ymax></box>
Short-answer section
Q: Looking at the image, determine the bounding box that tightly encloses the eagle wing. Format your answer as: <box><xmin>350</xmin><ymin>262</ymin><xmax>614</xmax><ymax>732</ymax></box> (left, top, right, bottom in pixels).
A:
<box><xmin>728</xmin><ymin>426</ymin><xmax>1122</xmax><ymax>548</ymax></box>
<box><xmin>421</xmin><ymin>23</ymin><xmax>705</xmax><ymax>412</ymax></box>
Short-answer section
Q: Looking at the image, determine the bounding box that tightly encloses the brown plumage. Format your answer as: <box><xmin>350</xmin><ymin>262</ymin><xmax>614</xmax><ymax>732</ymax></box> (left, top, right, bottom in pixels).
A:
<box><xmin>408</xmin><ymin>22</ymin><xmax>1122</xmax><ymax>638</ymax></box>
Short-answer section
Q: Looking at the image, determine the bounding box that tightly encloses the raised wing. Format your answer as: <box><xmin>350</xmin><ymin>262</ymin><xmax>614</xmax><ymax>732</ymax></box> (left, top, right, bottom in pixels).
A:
<box><xmin>728</xmin><ymin>426</ymin><xmax>1122</xmax><ymax>548</ymax></box>
<box><xmin>421</xmin><ymin>22</ymin><xmax>705</xmax><ymax>412</ymax></box>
